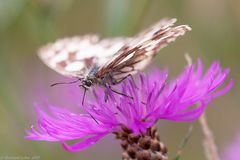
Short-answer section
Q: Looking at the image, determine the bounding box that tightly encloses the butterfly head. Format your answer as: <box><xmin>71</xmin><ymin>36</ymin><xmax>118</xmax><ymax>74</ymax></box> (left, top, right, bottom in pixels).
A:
<box><xmin>81</xmin><ymin>78</ymin><xmax>94</xmax><ymax>89</ymax></box>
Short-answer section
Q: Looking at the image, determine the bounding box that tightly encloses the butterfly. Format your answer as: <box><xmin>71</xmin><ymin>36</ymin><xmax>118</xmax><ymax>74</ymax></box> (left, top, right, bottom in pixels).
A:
<box><xmin>38</xmin><ymin>18</ymin><xmax>191</xmax><ymax>100</ymax></box>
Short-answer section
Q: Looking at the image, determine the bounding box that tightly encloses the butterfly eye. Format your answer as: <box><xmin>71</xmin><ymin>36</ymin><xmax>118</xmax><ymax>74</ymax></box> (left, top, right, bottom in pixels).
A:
<box><xmin>83</xmin><ymin>79</ymin><xmax>93</xmax><ymax>87</ymax></box>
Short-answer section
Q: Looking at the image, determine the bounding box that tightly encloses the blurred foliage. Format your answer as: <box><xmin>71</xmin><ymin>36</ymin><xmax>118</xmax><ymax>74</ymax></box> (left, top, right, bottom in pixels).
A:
<box><xmin>0</xmin><ymin>0</ymin><xmax>239</xmax><ymax>159</ymax></box>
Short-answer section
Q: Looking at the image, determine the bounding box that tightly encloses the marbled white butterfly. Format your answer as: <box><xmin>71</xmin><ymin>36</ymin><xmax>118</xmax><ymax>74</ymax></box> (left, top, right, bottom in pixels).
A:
<box><xmin>38</xmin><ymin>18</ymin><xmax>191</xmax><ymax>97</ymax></box>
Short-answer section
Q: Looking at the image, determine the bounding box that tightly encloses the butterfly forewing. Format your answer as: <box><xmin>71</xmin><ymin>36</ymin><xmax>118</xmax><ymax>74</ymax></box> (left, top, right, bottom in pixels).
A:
<box><xmin>96</xmin><ymin>19</ymin><xmax>191</xmax><ymax>83</ymax></box>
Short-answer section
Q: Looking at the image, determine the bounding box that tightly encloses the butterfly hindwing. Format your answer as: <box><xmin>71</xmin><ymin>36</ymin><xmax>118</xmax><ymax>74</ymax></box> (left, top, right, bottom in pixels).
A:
<box><xmin>38</xmin><ymin>35</ymin><xmax>130</xmax><ymax>78</ymax></box>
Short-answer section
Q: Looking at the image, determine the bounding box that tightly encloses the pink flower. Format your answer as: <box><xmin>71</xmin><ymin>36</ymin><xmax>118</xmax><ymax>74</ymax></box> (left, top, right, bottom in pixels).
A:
<box><xmin>26</xmin><ymin>59</ymin><xmax>233</xmax><ymax>152</ymax></box>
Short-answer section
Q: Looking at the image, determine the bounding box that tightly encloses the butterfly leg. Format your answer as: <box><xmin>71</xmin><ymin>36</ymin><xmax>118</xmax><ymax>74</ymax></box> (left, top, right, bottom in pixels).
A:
<box><xmin>109</xmin><ymin>74</ymin><xmax>148</xmax><ymax>104</ymax></box>
<box><xmin>109</xmin><ymin>85</ymin><xmax>148</xmax><ymax>105</ymax></box>
<box><xmin>104</xmin><ymin>87</ymin><xmax>110</xmax><ymax>102</ymax></box>
<box><xmin>109</xmin><ymin>86</ymin><xmax>134</xmax><ymax>100</ymax></box>
<box><xmin>112</xmin><ymin>74</ymin><xmax>132</xmax><ymax>85</ymax></box>
<box><xmin>102</xmin><ymin>74</ymin><xmax>139</xmax><ymax>102</ymax></box>
<box><xmin>104</xmin><ymin>84</ymin><xmax>148</xmax><ymax>105</ymax></box>
<box><xmin>81</xmin><ymin>87</ymin><xmax>87</xmax><ymax>105</ymax></box>
<box><xmin>103</xmin><ymin>83</ymin><xmax>132</xmax><ymax>101</ymax></box>
<box><xmin>112</xmin><ymin>74</ymin><xmax>139</xmax><ymax>89</ymax></box>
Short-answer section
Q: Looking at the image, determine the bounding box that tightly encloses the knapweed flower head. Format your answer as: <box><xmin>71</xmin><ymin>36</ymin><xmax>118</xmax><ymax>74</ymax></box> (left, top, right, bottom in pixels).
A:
<box><xmin>26</xmin><ymin>59</ymin><xmax>233</xmax><ymax>158</ymax></box>
<box><xmin>222</xmin><ymin>133</ymin><xmax>240</xmax><ymax>160</ymax></box>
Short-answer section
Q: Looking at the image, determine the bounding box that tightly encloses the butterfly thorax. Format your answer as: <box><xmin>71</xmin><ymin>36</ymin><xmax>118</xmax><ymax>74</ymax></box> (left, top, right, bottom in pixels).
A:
<box><xmin>81</xmin><ymin>65</ymin><xmax>115</xmax><ymax>89</ymax></box>
<box><xmin>81</xmin><ymin>66</ymin><xmax>98</xmax><ymax>89</ymax></box>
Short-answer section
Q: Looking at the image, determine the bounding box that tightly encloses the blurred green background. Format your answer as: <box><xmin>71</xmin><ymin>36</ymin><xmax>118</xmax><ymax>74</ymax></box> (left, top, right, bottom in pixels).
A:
<box><xmin>0</xmin><ymin>0</ymin><xmax>239</xmax><ymax>159</ymax></box>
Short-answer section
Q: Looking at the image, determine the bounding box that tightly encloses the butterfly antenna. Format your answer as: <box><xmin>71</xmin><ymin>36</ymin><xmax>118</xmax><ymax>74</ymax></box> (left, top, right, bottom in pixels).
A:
<box><xmin>50</xmin><ymin>79</ymin><xmax>81</xmax><ymax>87</ymax></box>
